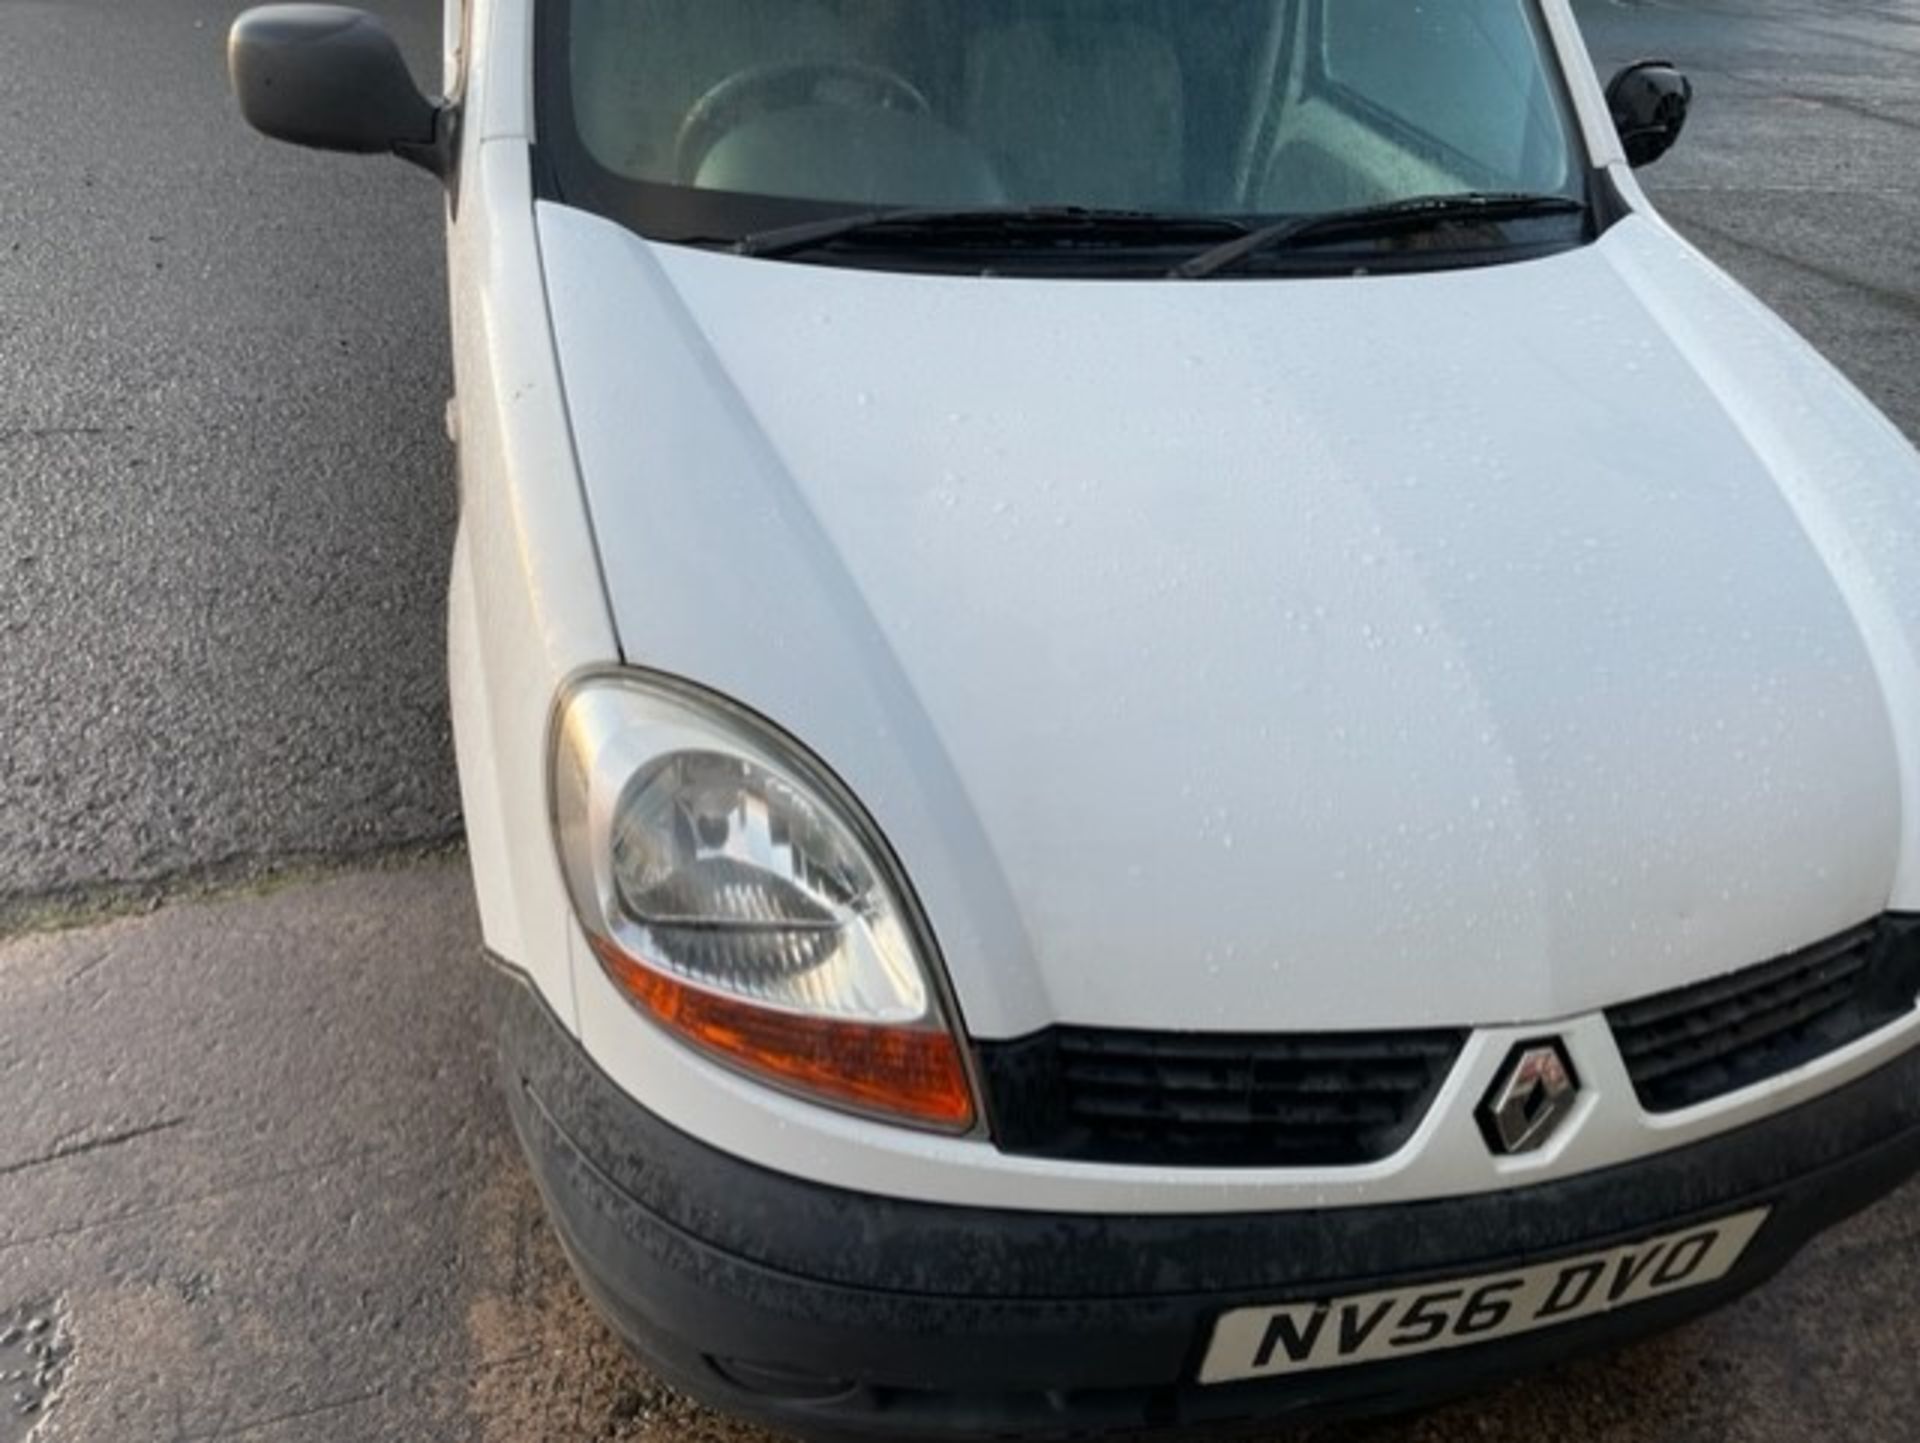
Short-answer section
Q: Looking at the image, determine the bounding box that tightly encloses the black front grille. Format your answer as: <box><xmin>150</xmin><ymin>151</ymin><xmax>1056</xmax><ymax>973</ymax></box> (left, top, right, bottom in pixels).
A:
<box><xmin>1609</xmin><ymin>915</ymin><xmax>1920</xmax><ymax>1114</ymax></box>
<box><xmin>977</xmin><ymin>1026</ymin><xmax>1466</xmax><ymax>1168</ymax></box>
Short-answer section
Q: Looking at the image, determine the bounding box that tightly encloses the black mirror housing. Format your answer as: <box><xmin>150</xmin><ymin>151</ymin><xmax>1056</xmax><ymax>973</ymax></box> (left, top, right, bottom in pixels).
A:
<box><xmin>1607</xmin><ymin>60</ymin><xmax>1693</xmax><ymax>169</ymax></box>
<box><xmin>228</xmin><ymin>4</ymin><xmax>450</xmax><ymax>177</ymax></box>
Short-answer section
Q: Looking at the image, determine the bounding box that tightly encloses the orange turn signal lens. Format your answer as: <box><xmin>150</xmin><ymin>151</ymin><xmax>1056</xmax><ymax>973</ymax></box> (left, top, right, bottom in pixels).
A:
<box><xmin>592</xmin><ymin>938</ymin><xmax>977</xmax><ymax>1131</ymax></box>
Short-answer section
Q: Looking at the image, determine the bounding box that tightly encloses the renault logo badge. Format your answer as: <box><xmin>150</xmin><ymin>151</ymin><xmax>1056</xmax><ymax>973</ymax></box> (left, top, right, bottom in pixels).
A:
<box><xmin>1479</xmin><ymin>1040</ymin><xmax>1580</xmax><ymax>1155</ymax></box>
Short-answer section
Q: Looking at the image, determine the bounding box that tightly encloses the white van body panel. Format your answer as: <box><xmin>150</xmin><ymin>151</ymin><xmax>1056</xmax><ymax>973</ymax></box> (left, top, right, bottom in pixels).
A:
<box><xmin>446</xmin><ymin>90</ymin><xmax>616</xmax><ymax>1019</ymax></box>
<box><xmin>539</xmin><ymin>204</ymin><xmax>1917</xmax><ymax>1045</ymax></box>
<box><xmin>441</xmin><ymin>0</ymin><xmax>1920</xmax><ymax>1210</ymax></box>
<box><xmin>469</xmin><ymin>0</ymin><xmax>533</xmax><ymax>142</ymax></box>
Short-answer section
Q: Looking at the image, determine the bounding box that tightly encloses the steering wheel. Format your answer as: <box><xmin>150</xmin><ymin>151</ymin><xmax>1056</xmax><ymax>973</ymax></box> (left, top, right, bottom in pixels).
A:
<box><xmin>675</xmin><ymin>60</ymin><xmax>933</xmax><ymax>186</ymax></box>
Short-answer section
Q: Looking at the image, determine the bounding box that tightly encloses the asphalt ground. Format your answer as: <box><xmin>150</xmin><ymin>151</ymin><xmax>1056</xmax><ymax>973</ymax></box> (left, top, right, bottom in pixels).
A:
<box><xmin>3</xmin><ymin>1</ymin><xmax>1920</xmax><ymax>1440</ymax></box>
<box><xmin>0</xmin><ymin>0</ymin><xmax>457</xmax><ymax>930</ymax></box>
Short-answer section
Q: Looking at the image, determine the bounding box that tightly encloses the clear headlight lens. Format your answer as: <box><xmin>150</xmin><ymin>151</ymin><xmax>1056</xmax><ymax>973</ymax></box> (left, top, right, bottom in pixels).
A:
<box><xmin>550</xmin><ymin>672</ymin><xmax>975</xmax><ymax>1131</ymax></box>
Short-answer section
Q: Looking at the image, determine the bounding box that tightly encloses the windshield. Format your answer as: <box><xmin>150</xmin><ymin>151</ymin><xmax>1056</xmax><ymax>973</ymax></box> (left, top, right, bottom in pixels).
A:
<box><xmin>539</xmin><ymin>0</ymin><xmax>1590</xmax><ymax>267</ymax></box>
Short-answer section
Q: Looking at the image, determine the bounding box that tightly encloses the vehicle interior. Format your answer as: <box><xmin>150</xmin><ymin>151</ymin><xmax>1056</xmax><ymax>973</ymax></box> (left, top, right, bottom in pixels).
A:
<box><xmin>563</xmin><ymin>0</ymin><xmax>1581</xmax><ymax>217</ymax></box>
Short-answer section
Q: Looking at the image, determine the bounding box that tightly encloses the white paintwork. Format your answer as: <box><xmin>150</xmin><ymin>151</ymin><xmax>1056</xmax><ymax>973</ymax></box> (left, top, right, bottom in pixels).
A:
<box><xmin>441</xmin><ymin>0</ymin><xmax>460</xmax><ymax>95</ymax></box>
<box><xmin>467</xmin><ymin>0</ymin><xmax>534</xmax><ymax>143</ymax></box>
<box><xmin>543</xmin><ymin>208</ymin><xmax>1912</xmax><ymax>1039</ymax></box>
<box><xmin>444</xmin><ymin>1</ymin><xmax>613</xmax><ymax>1024</ymax></box>
<box><xmin>440</xmin><ymin>1</ymin><xmax>1920</xmax><ymax>1209</ymax></box>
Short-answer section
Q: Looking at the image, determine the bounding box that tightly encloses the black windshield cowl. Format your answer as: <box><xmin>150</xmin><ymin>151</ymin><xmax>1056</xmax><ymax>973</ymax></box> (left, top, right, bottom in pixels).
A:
<box><xmin>1172</xmin><ymin>192</ymin><xmax>1587</xmax><ymax>280</ymax></box>
<box><xmin>732</xmin><ymin>205</ymin><xmax>1253</xmax><ymax>261</ymax></box>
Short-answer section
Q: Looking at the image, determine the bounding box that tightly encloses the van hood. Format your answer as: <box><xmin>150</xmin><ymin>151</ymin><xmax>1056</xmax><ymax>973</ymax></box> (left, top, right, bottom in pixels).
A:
<box><xmin>538</xmin><ymin>202</ymin><xmax>1920</xmax><ymax>1037</ymax></box>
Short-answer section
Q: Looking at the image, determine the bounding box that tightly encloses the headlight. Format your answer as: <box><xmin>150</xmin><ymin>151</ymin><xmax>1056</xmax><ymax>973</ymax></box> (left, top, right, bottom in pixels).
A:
<box><xmin>550</xmin><ymin>671</ymin><xmax>976</xmax><ymax>1131</ymax></box>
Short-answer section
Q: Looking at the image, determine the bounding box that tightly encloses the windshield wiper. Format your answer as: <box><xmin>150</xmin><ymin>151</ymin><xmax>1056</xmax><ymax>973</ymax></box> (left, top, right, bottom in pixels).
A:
<box><xmin>732</xmin><ymin>205</ymin><xmax>1251</xmax><ymax>260</ymax></box>
<box><xmin>1172</xmin><ymin>192</ymin><xmax>1586</xmax><ymax>280</ymax></box>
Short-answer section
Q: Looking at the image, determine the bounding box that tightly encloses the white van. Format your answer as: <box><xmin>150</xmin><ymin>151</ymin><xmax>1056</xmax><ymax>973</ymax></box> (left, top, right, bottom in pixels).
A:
<box><xmin>231</xmin><ymin>3</ymin><xmax>1920</xmax><ymax>1437</ymax></box>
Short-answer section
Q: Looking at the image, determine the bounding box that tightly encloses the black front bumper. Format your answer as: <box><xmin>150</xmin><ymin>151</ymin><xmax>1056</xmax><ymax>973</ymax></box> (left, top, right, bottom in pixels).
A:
<box><xmin>488</xmin><ymin>964</ymin><xmax>1920</xmax><ymax>1442</ymax></box>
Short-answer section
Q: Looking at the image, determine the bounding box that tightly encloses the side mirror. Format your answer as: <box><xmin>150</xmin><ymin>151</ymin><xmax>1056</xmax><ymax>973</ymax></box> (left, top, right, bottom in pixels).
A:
<box><xmin>1606</xmin><ymin>60</ymin><xmax>1692</xmax><ymax>169</ymax></box>
<box><xmin>228</xmin><ymin>5</ymin><xmax>451</xmax><ymax>178</ymax></box>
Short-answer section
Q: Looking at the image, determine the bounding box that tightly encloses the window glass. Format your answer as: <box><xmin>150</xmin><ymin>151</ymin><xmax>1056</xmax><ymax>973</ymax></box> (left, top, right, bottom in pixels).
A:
<box><xmin>1318</xmin><ymin>0</ymin><xmax>1574</xmax><ymax>192</ymax></box>
<box><xmin>542</xmin><ymin>0</ymin><xmax>1589</xmax><ymax>255</ymax></box>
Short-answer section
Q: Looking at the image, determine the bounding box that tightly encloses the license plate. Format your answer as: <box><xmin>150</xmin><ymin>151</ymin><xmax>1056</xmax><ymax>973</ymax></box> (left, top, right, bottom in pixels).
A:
<box><xmin>1199</xmin><ymin>1207</ymin><xmax>1771</xmax><ymax>1384</ymax></box>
